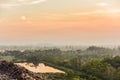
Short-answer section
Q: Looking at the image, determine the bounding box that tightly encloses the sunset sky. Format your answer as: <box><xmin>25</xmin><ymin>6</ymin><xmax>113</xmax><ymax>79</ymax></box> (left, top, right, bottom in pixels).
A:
<box><xmin>0</xmin><ymin>0</ymin><xmax>120</xmax><ymax>46</ymax></box>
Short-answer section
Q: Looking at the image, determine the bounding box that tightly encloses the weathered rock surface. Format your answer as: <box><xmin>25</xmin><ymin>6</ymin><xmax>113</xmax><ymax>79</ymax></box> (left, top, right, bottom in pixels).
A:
<box><xmin>0</xmin><ymin>61</ymin><xmax>44</xmax><ymax>80</ymax></box>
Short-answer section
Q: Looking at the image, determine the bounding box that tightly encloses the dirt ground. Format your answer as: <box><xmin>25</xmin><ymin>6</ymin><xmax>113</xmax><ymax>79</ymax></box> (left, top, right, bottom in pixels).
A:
<box><xmin>16</xmin><ymin>63</ymin><xmax>65</xmax><ymax>73</ymax></box>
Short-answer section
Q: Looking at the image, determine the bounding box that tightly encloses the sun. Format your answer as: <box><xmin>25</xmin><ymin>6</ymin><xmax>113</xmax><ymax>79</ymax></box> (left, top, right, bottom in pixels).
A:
<box><xmin>21</xmin><ymin>16</ymin><xmax>27</xmax><ymax>21</ymax></box>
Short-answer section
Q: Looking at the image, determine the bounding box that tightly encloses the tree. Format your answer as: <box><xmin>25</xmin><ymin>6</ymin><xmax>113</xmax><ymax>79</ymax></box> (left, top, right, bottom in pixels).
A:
<box><xmin>82</xmin><ymin>60</ymin><xmax>110</xmax><ymax>80</ymax></box>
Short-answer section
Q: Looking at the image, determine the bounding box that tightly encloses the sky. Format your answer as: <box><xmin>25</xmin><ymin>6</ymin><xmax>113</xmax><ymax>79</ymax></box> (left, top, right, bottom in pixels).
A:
<box><xmin>0</xmin><ymin>0</ymin><xmax>120</xmax><ymax>46</ymax></box>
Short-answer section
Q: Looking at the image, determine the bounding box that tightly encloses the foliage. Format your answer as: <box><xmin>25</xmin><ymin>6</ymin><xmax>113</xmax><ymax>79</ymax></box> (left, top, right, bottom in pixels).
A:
<box><xmin>0</xmin><ymin>46</ymin><xmax>120</xmax><ymax>80</ymax></box>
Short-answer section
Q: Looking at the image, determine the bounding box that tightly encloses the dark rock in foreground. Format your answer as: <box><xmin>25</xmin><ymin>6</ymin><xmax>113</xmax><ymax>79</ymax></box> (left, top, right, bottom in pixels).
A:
<box><xmin>0</xmin><ymin>61</ymin><xmax>44</xmax><ymax>80</ymax></box>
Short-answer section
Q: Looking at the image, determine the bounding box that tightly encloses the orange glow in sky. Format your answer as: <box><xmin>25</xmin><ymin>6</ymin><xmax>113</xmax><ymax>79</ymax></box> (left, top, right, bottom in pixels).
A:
<box><xmin>0</xmin><ymin>0</ymin><xmax>120</xmax><ymax>45</ymax></box>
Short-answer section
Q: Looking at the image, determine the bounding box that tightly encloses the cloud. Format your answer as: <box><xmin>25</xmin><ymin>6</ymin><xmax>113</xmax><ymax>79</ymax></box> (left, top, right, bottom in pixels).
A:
<box><xmin>29</xmin><ymin>0</ymin><xmax>47</xmax><ymax>4</ymax></box>
<box><xmin>17</xmin><ymin>0</ymin><xmax>47</xmax><ymax>5</ymax></box>
<box><xmin>70</xmin><ymin>8</ymin><xmax>120</xmax><ymax>16</ymax></box>
<box><xmin>96</xmin><ymin>2</ymin><xmax>109</xmax><ymax>7</ymax></box>
<box><xmin>0</xmin><ymin>3</ymin><xmax>19</xmax><ymax>8</ymax></box>
<box><xmin>0</xmin><ymin>0</ymin><xmax>47</xmax><ymax>8</ymax></box>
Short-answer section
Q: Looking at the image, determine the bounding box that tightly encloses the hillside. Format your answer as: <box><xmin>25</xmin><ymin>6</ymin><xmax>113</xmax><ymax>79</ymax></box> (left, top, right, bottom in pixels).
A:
<box><xmin>0</xmin><ymin>61</ymin><xmax>44</xmax><ymax>80</ymax></box>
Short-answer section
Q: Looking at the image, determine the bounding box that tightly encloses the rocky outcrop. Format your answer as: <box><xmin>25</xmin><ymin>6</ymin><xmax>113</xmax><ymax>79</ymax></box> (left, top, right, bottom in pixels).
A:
<box><xmin>0</xmin><ymin>61</ymin><xmax>44</xmax><ymax>80</ymax></box>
